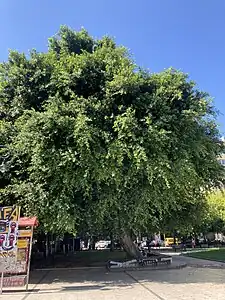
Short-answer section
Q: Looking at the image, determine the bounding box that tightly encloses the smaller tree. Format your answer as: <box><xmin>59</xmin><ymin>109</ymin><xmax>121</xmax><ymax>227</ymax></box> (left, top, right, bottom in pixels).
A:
<box><xmin>200</xmin><ymin>190</ymin><xmax>225</xmax><ymax>234</ymax></box>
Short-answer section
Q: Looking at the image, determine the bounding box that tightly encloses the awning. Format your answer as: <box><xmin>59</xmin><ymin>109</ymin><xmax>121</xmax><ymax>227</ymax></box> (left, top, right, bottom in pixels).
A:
<box><xmin>19</xmin><ymin>217</ymin><xmax>38</xmax><ymax>227</ymax></box>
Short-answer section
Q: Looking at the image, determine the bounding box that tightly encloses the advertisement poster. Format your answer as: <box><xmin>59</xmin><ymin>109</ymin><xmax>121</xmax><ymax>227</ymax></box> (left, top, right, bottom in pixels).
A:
<box><xmin>0</xmin><ymin>206</ymin><xmax>20</xmax><ymax>273</ymax></box>
<box><xmin>0</xmin><ymin>210</ymin><xmax>37</xmax><ymax>292</ymax></box>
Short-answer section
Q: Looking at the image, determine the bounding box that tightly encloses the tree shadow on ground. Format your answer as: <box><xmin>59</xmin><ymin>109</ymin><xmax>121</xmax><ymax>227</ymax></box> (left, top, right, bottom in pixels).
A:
<box><xmin>28</xmin><ymin>265</ymin><xmax>225</xmax><ymax>286</ymax></box>
<box><xmin>3</xmin><ymin>266</ymin><xmax>225</xmax><ymax>296</ymax></box>
<box><xmin>3</xmin><ymin>285</ymin><xmax>114</xmax><ymax>294</ymax></box>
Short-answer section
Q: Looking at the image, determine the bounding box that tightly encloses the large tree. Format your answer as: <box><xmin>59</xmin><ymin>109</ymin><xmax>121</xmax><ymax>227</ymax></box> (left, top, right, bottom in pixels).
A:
<box><xmin>0</xmin><ymin>26</ymin><xmax>224</xmax><ymax>257</ymax></box>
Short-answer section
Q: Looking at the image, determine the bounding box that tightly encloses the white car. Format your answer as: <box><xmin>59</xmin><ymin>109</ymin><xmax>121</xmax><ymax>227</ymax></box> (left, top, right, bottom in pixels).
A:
<box><xmin>95</xmin><ymin>240</ymin><xmax>111</xmax><ymax>250</ymax></box>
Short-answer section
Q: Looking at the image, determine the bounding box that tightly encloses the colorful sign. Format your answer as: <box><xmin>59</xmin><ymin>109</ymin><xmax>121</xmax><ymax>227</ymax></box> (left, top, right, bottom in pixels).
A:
<box><xmin>0</xmin><ymin>206</ymin><xmax>20</xmax><ymax>222</ymax></box>
<box><xmin>0</xmin><ymin>207</ymin><xmax>19</xmax><ymax>251</ymax></box>
<box><xmin>17</xmin><ymin>229</ymin><xmax>33</xmax><ymax>273</ymax></box>
<box><xmin>3</xmin><ymin>275</ymin><xmax>26</xmax><ymax>287</ymax></box>
<box><xmin>19</xmin><ymin>230</ymin><xmax>32</xmax><ymax>238</ymax></box>
<box><xmin>17</xmin><ymin>239</ymin><xmax>29</xmax><ymax>249</ymax></box>
<box><xmin>0</xmin><ymin>212</ymin><xmax>37</xmax><ymax>293</ymax></box>
<box><xmin>14</xmin><ymin>248</ymin><xmax>28</xmax><ymax>274</ymax></box>
<box><xmin>0</xmin><ymin>221</ymin><xmax>18</xmax><ymax>251</ymax></box>
<box><xmin>0</xmin><ymin>206</ymin><xmax>20</xmax><ymax>273</ymax></box>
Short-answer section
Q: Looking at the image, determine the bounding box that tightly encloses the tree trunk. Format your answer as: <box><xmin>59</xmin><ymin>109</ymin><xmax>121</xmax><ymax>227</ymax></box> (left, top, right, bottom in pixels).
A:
<box><xmin>120</xmin><ymin>232</ymin><xmax>142</xmax><ymax>259</ymax></box>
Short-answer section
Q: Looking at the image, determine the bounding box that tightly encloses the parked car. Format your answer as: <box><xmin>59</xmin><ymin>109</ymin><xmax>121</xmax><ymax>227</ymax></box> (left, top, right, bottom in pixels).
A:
<box><xmin>95</xmin><ymin>240</ymin><xmax>111</xmax><ymax>250</ymax></box>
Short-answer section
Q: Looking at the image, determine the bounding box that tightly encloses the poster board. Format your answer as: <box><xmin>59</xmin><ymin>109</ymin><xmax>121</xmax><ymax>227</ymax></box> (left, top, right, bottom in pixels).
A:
<box><xmin>0</xmin><ymin>211</ymin><xmax>38</xmax><ymax>293</ymax></box>
<box><xmin>0</xmin><ymin>206</ymin><xmax>20</xmax><ymax>273</ymax></box>
<box><xmin>6</xmin><ymin>229</ymin><xmax>32</xmax><ymax>275</ymax></box>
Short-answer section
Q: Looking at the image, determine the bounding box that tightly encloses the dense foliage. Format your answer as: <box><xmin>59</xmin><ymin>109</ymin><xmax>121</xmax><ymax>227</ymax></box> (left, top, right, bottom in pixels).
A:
<box><xmin>0</xmin><ymin>26</ymin><xmax>224</xmax><ymax>235</ymax></box>
<box><xmin>198</xmin><ymin>190</ymin><xmax>225</xmax><ymax>234</ymax></box>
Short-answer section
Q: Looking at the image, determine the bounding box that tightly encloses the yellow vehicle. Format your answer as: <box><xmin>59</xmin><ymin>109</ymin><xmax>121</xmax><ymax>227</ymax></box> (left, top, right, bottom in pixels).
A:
<box><xmin>164</xmin><ymin>237</ymin><xmax>180</xmax><ymax>246</ymax></box>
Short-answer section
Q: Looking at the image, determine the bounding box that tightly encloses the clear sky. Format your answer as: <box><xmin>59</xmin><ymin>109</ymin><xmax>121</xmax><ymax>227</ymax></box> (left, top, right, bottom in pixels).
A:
<box><xmin>1</xmin><ymin>0</ymin><xmax>225</xmax><ymax>133</ymax></box>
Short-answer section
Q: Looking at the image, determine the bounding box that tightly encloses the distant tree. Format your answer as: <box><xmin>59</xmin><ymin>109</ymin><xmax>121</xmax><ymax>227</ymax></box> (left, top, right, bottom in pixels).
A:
<box><xmin>199</xmin><ymin>190</ymin><xmax>225</xmax><ymax>234</ymax></box>
<box><xmin>0</xmin><ymin>26</ymin><xmax>224</xmax><ymax>257</ymax></box>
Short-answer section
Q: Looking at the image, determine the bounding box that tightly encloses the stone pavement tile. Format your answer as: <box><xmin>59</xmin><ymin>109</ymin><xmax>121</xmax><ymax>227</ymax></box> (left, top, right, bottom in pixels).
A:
<box><xmin>24</xmin><ymin>283</ymin><xmax>159</xmax><ymax>300</ymax></box>
<box><xmin>1</xmin><ymin>269</ymin><xmax>159</xmax><ymax>300</ymax></box>
<box><xmin>1</xmin><ymin>294</ymin><xmax>25</xmax><ymax>300</ymax></box>
<box><xmin>3</xmin><ymin>266</ymin><xmax>225</xmax><ymax>300</ymax></box>
<box><xmin>128</xmin><ymin>267</ymin><xmax>225</xmax><ymax>300</ymax></box>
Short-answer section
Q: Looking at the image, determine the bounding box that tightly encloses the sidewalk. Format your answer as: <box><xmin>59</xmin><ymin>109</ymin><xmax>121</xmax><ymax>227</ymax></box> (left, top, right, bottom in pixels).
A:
<box><xmin>2</xmin><ymin>263</ymin><xmax>225</xmax><ymax>300</ymax></box>
<box><xmin>172</xmin><ymin>254</ymin><xmax>225</xmax><ymax>268</ymax></box>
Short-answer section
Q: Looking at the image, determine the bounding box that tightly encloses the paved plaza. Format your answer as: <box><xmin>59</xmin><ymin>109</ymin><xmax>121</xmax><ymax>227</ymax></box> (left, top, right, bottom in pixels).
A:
<box><xmin>2</xmin><ymin>256</ymin><xmax>225</xmax><ymax>300</ymax></box>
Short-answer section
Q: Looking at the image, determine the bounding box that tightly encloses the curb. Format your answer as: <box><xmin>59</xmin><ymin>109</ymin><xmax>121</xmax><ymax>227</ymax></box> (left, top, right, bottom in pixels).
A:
<box><xmin>34</xmin><ymin>263</ymin><xmax>188</xmax><ymax>272</ymax></box>
<box><xmin>107</xmin><ymin>263</ymin><xmax>187</xmax><ymax>273</ymax></box>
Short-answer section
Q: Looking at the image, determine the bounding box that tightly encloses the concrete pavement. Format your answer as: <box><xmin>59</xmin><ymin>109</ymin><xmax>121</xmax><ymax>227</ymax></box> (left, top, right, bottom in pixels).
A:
<box><xmin>174</xmin><ymin>254</ymin><xmax>225</xmax><ymax>268</ymax></box>
<box><xmin>1</xmin><ymin>269</ymin><xmax>159</xmax><ymax>300</ymax></box>
<box><xmin>2</xmin><ymin>256</ymin><xmax>225</xmax><ymax>300</ymax></box>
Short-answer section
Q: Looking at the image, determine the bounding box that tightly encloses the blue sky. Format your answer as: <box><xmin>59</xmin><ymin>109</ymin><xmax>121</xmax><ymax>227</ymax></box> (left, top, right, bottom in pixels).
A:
<box><xmin>1</xmin><ymin>0</ymin><xmax>225</xmax><ymax>132</ymax></box>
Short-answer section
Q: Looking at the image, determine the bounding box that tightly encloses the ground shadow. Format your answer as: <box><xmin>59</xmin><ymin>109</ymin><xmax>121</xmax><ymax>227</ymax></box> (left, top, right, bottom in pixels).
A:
<box><xmin>28</xmin><ymin>264</ymin><xmax>225</xmax><ymax>287</ymax></box>
<box><xmin>3</xmin><ymin>285</ymin><xmax>111</xmax><ymax>294</ymax></box>
<box><xmin>2</xmin><ymin>265</ymin><xmax>225</xmax><ymax>296</ymax></box>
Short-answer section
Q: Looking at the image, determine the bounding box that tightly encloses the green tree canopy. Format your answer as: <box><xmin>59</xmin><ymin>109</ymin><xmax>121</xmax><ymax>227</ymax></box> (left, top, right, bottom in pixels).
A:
<box><xmin>198</xmin><ymin>190</ymin><xmax>225</xmax><ymax>234</ymax></box>
<box><xmin>0</xmin><ymin>26</ymin><xmax>224</xmax><ymax>236</ymax></box>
